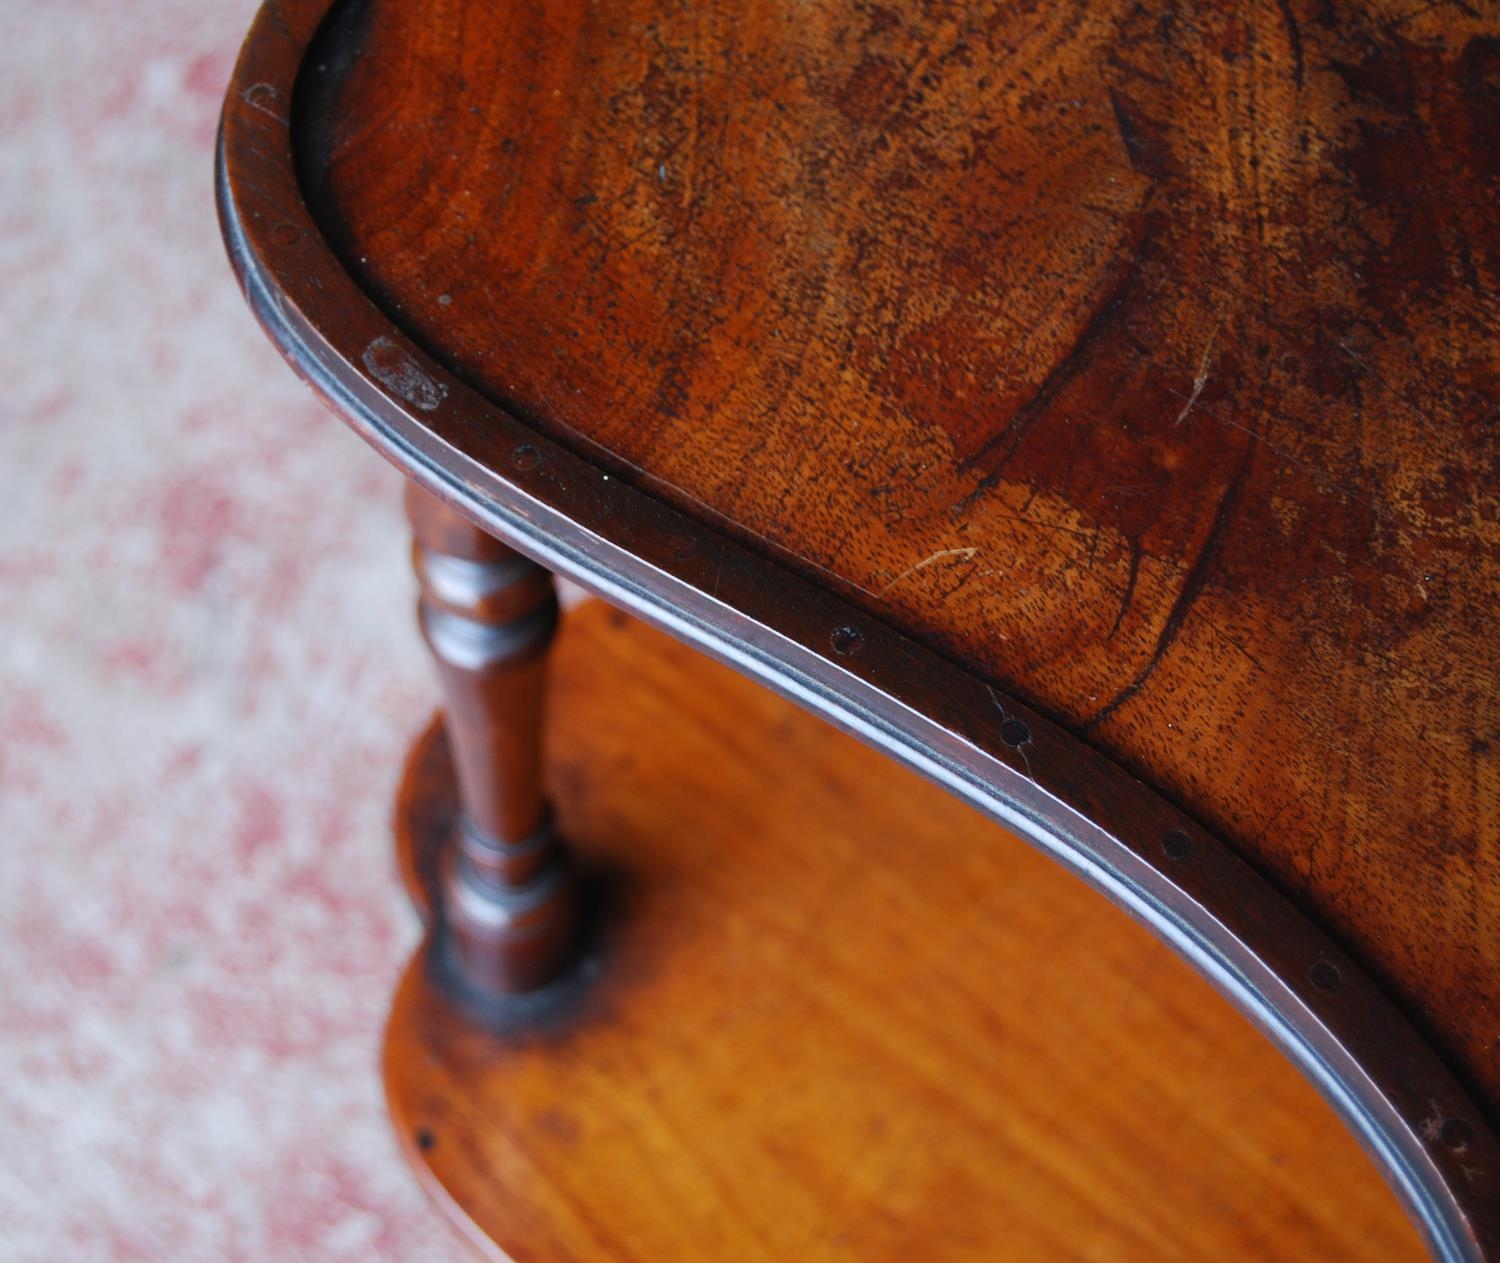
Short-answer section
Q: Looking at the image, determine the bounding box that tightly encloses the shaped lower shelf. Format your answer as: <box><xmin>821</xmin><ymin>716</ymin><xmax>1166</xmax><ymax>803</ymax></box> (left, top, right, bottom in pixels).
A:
<box><xmin>385</xmin><ymin>601</ymin><xmax>1420</xmax><ymax>1263</ymax></box>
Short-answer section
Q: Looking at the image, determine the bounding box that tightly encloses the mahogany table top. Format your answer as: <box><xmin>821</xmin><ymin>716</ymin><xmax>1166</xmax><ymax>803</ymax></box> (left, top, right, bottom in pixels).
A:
<box><xmin>219</xmin><ymin>1</ymin><xmax>1499</xmax><ymax>1255</ymax></box>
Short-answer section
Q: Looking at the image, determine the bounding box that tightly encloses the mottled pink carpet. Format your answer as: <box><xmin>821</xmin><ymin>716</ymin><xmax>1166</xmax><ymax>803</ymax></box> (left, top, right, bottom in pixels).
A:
<box><xmin>0</xmin><ymin>3</ymin><xmax>478</xmax><ymax>1258</ymax></box>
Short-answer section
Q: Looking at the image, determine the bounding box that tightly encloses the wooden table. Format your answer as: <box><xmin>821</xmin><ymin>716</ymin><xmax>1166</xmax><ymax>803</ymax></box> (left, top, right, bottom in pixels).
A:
<box><xmin>218</xmin><ymin>1</ymin><xmax>1500</xmax><ymax>1258</ymax></box>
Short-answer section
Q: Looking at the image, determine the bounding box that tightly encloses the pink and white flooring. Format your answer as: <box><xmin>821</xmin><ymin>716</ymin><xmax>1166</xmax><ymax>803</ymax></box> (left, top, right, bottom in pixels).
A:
<box><xmin>2</xmin><ymin>3</ymin><xmax>501</xmax><ymax>1257</ymax></box>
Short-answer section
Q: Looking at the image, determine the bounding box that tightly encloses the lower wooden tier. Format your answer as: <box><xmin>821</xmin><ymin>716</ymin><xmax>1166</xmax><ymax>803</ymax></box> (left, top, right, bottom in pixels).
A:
<box><xmin>385</xmin><ymin>601</ymin><xmax>1422</xmax><ymax>1262</ymax></box>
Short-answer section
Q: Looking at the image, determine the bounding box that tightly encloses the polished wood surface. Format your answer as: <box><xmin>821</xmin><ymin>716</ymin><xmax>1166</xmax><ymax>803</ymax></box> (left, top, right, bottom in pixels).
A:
<box><xmin>387</xmin><ymin>601</ymin><xmax>1425</xmax><ymax>1263</ymax></box>
<box><xmin>300</xmin><ymin>0</ymin><xmax>1500</xmax><ymax>1132</ymax></box>
<box><xmin>219</xmin><ymin>0</ymin><xmax>1500</xmax><ymax>1250</ymax></box>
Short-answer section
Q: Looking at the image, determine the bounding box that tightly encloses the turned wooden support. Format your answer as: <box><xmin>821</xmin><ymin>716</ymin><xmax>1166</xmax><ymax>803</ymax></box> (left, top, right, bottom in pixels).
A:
<box><xmin>405</xmin><ymin>483</ymin><xmax>578</xmax><ymax>994</ymax></box>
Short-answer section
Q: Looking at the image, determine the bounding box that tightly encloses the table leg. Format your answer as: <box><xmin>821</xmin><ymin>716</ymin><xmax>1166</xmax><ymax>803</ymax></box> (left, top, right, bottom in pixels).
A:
<box><xmin>404</xmin><ymin>482</ymin><xmax>578</xmax><ymax>994</ymax></box>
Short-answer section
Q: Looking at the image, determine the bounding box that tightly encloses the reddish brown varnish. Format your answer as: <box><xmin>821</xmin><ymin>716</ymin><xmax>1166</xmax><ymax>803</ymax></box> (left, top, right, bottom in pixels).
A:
<box><xmin>217</xmin><ymin>0</ymin><xmax>1500</xmax><ymax>1252</ymax></box>
<box><xmin>300</xmin><ymin>0</ymin><xmax>1500</xmax><ymax>1131</ymax></box>
<box><xmin>386</xmin><ymin>602</ymin><xmax>1426</xmax><ymax>1263</ymax></box>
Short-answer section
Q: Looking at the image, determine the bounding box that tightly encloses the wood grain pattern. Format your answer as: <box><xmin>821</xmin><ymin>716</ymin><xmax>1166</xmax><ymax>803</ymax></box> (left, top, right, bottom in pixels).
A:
<box><xmin>298</xmin><ymin>0</ymin><xmax>1500</xmax><ymax>1136</ymax></box>
<box><xmin>387</xmin><ymin>601</ymin><xmax>1426</xmax><ymax>1263</ymax></box>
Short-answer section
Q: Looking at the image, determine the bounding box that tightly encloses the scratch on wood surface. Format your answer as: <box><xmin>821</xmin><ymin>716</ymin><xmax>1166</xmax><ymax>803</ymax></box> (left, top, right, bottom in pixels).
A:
<box><xmin>1173</xmin><ymin>324</ymin><xmax>1219</xmax><ymax>427</ymax></box>
<box><xmin>1334</xmin><ymin>335</ymin><xmax>1434</xmax><ymax>428</ymax></box>
<box><xmin>1418</xmin><ymin>1100</ymin><xmax>1445</xmax><ymax>1143</ymax></box>
<box><xmin>879</xmin><ymin>547</ymin><xmax>978</xmax><ymax>595</ymax></box>
<box><xmin>362</xmin><ymin>337</ymin><xmax>448</xmax><ymax>412</ymax></box>
<box><xmin>240</xmin><ymin>82</ymin><xmax>287</xmax><ymax>124</ymax></box>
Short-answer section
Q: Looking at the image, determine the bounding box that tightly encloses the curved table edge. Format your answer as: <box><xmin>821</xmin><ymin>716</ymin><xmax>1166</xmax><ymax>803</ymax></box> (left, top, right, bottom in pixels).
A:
<box><xmin>217</xmin><ymin>2</ymin><xmax>1499</xmax><ymax>1257</ymax></box>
